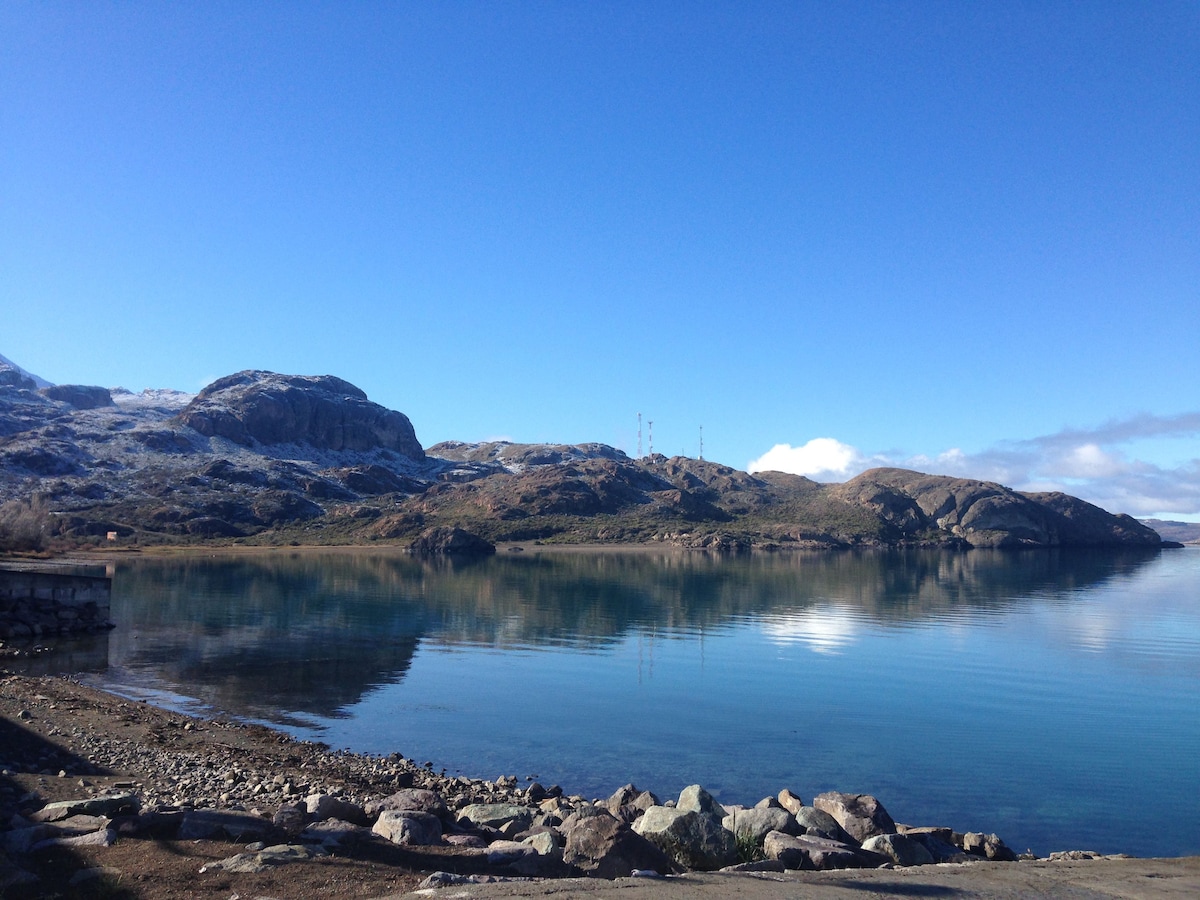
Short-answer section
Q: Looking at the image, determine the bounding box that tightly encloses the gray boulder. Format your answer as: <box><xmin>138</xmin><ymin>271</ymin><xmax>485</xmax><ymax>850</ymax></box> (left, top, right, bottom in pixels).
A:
<box><xmin>793</xmin><ymin>806</ymin><xmax>854</xmax><ymax>842</ymax></box>
<box><xmin>632</xmin><ymin>806</ymin><xmax>738</xmax><ymax>871</ymax></box>
<box><xmin>676</xmin><ymin>784</ymin><xmax>727</xmax><ymax>821</ymax></box>
<box><xmin>364</xmin><ymin>788</ymin><xmax>451</xmax><ymax>823</ymax></box>
<box><xmin>372</xmin><ymin>810</ymin><xmax>442</xmax><ymax>846</ymax></box>
<box><xmin>763</xmin><ymin>830</ymin><xmax>883</xmax><ymax>870</ymax></box>
<box><xmin>305</xmin><ymin>793</ymin><xmax>369</xmax><ymax>826</ymax></box>
<box><xmin>29</xmin><ymin>793</ymin><xmax>139</xmax><ymax>822</ymax></box>
<box><xmin>562</xmin><ymin>811</ymin><xmax>678</xmax><ymax>879</ymax></box>
<box><xmin>301</xmin><ymin>819</ymin><xmax>370</xmax><ymax>849</ymax></box>
<box><xmin>862</xmin><ymin>832</ymin><xmax>935</xmax><ymax>866</ymax></box>
<box><xmin>812</xmin><ymin>791</ymin><xmax>896</xmax><ymax>842</ymax></box>
<box><xmin>178</xmin><ymin>809</ymin><xmax>274</xmax><ymax>842</ymax></box>
<box><xmin>458</xmin><ymin>803</ymin><xmax>536</xmax><ymax>832</ymax></box>
<box><xmin>272</xmin><ymin>803</ymin><xmax>308</xmax><ymax>836</ymax></box>
<box><xmin>962</xmin><ymin>831</ymin><xmax>1018</xmax><ymax>861</ymax></box>
<box><xmin>901</xmin><ymin>826</ymin><xmax>974</xmax><ymax>863</ymax></box>
<box><xmin>722</xmin><ymin>807</ymin><xmax>797</xmax><ymax>844</ymax></box>
<box><xmin>603</xmin><ymin>784</ymin><xmax>659</xmax><ymax>823</ymax></box>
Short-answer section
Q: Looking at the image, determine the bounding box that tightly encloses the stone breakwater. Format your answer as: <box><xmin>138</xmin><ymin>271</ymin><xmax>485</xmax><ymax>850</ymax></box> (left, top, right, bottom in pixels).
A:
<box><xmin>0</xmin><ymin>567</ymin><xmax>112</xmax><ymax>641</ymax></box>
<box><xmin>0</xmin><ymin>674</ymin><xmax>1126</xmax><ymax>893</ymax></box>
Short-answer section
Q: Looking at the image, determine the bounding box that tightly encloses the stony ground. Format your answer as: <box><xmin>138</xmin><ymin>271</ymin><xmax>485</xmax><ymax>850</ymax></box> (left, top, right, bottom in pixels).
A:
<box><xmin>1</xmin><ymin>670</ymin><xmax>1198</xmax><ymax>899</ymax></box>
<box><xmin>0</xmin><ymin>670</ymin><xmax>545</xmax><ymax>898</ymax></box>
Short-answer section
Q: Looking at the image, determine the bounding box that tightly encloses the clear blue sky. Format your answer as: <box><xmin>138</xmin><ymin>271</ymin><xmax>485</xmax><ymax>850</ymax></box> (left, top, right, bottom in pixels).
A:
<box><xmin>2</xmin><ymin>2</ymin><xmax>1197</xmax><ymax>518</ymax></box>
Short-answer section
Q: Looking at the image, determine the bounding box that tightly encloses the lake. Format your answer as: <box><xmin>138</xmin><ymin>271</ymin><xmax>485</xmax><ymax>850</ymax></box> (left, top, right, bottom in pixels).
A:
<box><xmin>25</xmin><ymin>545</ymin><xmax>1200</xmax><ymax>858</ymax></box>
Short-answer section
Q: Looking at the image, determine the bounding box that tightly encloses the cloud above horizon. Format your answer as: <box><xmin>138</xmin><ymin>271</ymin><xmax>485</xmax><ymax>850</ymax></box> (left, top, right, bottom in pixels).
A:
<box><xmin>747</xmin><ymin>413</ymin><xmax>1200</xmax><ymax>519</ymax></box>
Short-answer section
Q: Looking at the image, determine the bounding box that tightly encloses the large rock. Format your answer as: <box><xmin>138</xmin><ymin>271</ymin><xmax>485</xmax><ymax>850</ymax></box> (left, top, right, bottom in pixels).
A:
<box><xmin>372</xmin><ymin>810</ymin><xmax>442</xmax><ymax>846</ymax></box>
<box><xmin>458</xmin><ymin>803</ymin><xmax>536</xmax><ymax>832</ymax></box>
<box><xmin>793</xmin><ymin>806</ymin><xmax>854</xmax><ymax>842</ymax></box>
<box><xmin>304</xmin><ymin>793</ymin><xmax>369</xmax><ymax>826</ymax></box>
<box><xmin>603</xmin><ymin>784</ymin><xmax>659</xmax><ymax>823</ymax></box>
<box><xmin>562</xmin><ymin>811</ymin><xmax>678</xmax><ymax>879</ymax></box>
<box><xmin>722</xmin><ymin>807</ymin><xmax>797</xmax><ymax>845</ymax></box>
<box><xmin>178</xmin><ymin>809</ymin><xmax>274</xmax><ymax>842</ymax></box>
<box><xmin>777</xmin><ymin>789</ymin><xmax>804</xmax><ymax>816</ymax></box>
<box><xmin>762</xmin><ymin>830</ymin><xmax>884</xmax><ymax>870</ymax></box>
<box><xmin>962</xmin><ymin>831</ymin><xmax>1018</xmax><ymax>861</ymax></box>
<box><xmin>812</xmin><ymin>791</ymin><xmax>896</xmax><ymax>842</ymax></box>
<box><xmin>862</xmin><ymin>832</ymin><xmax>935</xmax><ymax>866</ymax></box>
<box><xmin>176</xmin><ymin>370</ymin><xmax>424</xmax><ymax>459</ymax></box>
<box><xmin>29</xmin><ymin>793</ymin><xmax>139</xmax><ymax>822</ymax></box>
<box><xmin>676</xmin><ymin>784</ymin><xmax>727</xmax><ymax>821</ymax></box>
<box><xmin>632</xmin><ymin>806</ymin><xmax>738</xmax><ymax>871</ymax></box>
<box><xmin>410</xmin><ymin>526</ymin><xmax>495</xmax><ymax>555</ymax></box>
<box><xmin>364</xmin><ymin>788</ymin><xmax>450</xmax><ymax>823</ymax></box>
<box><xmin>38</xmin><ymin>384</ymin><xmax>114</xmax><ymax>409</ymax></box>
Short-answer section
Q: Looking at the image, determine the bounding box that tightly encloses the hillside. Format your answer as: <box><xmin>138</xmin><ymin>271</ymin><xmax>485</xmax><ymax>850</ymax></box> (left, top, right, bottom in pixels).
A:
<box><xmin>0</xmin><ymin>361</ymin><xmax>1166</xmax><ymax>551</ymax></box>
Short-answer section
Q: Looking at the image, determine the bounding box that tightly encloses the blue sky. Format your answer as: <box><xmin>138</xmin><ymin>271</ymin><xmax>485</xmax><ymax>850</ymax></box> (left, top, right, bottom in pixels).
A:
<box><xmin>2</xmin><ymin>2</ymin><xmax>1198</xmax><ymax>519</ymax></box>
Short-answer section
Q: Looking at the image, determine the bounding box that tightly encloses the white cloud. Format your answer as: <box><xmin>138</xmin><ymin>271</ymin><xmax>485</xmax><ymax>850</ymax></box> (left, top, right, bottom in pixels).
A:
<box><xmin>747</xmin><ymin>438</ymin><xmax>865</xmax><ymax>481</ymax></box>
<box><xmin>748</xmin><ymin>412</ymin><xmax>1200</xmax><ymax>518</ymax></box>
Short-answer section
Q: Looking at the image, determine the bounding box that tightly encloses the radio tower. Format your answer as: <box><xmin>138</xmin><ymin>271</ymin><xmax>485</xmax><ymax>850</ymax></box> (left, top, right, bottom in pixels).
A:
<box><xmin>699</xmin><ymin>425</ymin><xmax>703</xmax><ymax>460</ymax></box>
<box><xmin>637</xmin><ymin>412</ymin><xmax>642</xmax><ymax>458</ymax></box>
<box><xmin>648</xmin><ymin>421</ymin><xmax>653</xmax><ymax>456</ymax></box>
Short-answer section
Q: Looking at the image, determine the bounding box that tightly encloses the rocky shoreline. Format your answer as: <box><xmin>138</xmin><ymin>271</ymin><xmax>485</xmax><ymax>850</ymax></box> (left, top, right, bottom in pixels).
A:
<box><xmin>3</xmin><ymin>671</ymin><xmax>1175</xmax><ymax>899</ymax></box>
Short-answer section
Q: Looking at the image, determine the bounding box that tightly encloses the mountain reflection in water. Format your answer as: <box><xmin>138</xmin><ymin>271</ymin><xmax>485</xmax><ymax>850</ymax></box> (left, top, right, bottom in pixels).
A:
<box><xmin>45</xmin><ymin>546</ymin><xmax>1199</xmax><ymax>858</ymax></box>
<box><xmin>102</xmin><ymin>547</ymin><xmax>1161</xmax><ymax>721</ymax></box>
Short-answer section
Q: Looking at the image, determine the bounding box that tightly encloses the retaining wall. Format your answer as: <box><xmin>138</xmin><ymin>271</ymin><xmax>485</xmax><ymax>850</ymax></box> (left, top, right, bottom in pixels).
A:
<box><xmin>0</xmin><ymin>567</ymin><xmax>112</xmax><ymax>639</ymax></box>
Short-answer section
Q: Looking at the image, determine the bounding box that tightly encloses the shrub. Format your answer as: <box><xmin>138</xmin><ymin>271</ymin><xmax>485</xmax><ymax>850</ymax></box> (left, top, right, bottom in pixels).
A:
<box><xmin>0</xmin><ymin>495</ymin><xmax>53</xmax><ymax>552</ymax></box>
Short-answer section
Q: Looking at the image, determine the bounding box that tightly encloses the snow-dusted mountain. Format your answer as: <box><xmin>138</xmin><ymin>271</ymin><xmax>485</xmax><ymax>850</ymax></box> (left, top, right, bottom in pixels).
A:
<box><xmin>0</xmin><ymin>357</ymin><xmax>1171</xmax><ymax>550</ymax></box>
<box><xmin>0</xmin><ymin>353</ymin><xmax>52</xmax><ymax>389</ymax></box>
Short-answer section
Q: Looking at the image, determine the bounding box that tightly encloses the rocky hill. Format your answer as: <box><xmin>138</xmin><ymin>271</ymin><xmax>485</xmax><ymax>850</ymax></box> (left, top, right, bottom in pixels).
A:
<box><xmin>0</xmin><ymin>360</ymin><xmax>1167</xmax><ymax>551</ymax></box>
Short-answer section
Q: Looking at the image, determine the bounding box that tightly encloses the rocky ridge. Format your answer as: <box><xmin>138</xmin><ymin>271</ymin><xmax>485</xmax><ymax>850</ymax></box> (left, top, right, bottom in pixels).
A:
<box><xmin>0</xmin><ymin>359</ymin><xmax>1167</xmax><ymax>550</ymax></box>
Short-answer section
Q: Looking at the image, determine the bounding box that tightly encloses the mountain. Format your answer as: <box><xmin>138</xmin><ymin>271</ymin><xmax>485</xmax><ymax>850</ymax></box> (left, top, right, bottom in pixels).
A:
<box><xmin>0</xmin><ymin>362</ymin><xmax>1168</xmax><ymax>550</ymax></box>
<box><xmin>0</xmin><ymin>354</ymin><xmax>52</xmax><ymax>389</ymax></box>
<box><xmin>1139</xmin><ymin>519</ymin><xmax>1200</xmax><ymax>544</ymax></box>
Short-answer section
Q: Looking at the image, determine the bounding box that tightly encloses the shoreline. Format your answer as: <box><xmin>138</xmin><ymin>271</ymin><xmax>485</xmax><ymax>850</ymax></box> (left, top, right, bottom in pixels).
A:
<box><xmin>2</xmin><ymin>672</ymin><xmax>1199</xmax><ymax>899</ymax></box>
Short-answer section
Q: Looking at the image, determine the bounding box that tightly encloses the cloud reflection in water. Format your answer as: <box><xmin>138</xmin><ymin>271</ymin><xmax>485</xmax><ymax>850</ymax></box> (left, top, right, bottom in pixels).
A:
<box><xmin>759</xmin><ymin>604</ymin><xmax>862</xmax><ymax>654</ymax></box>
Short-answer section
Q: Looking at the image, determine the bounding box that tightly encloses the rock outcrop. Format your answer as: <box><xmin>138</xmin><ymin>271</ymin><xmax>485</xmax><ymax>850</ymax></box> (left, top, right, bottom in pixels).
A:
<box><xmin>37</xmin><ymin>385</ymin><xmax>114</xmax><ymax>410</ymax></box>
<box><xmin>831</xmin><ymin>468</ymin><xmax>1163</xmax><ymax>548</ymax></box>
<box><xmin>409</xmin><ymin>527</ymin><xmax>495</xmax><ymax>555</ymax></box>
<box><xmin>176</xmin><ymin>371</ymin><xmax>424</xmax><ymax>459</ymax></box>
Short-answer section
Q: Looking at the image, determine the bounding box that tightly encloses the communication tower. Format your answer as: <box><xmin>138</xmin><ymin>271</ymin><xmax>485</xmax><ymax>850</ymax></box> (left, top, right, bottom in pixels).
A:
<box><xmin>648</xmin><ymin>421</ymin><xmax>654</xmax><ymax>456</ymax></box>
<box><xmin>699</xmin><ymin>425</ymin><xmax>703</xmax><ymax>461</ymax></box>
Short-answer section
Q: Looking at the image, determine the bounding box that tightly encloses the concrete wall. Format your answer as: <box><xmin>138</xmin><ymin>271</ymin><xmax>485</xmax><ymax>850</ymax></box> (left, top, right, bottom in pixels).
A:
<box><xmin>0</xmin><ymin>567</ymin><xmax>112</xmax><ymax>639</ymax></box>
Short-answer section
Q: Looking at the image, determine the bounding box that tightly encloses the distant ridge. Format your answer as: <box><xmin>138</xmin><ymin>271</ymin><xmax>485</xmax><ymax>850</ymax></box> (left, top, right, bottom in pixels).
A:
<box><xmin>1140</xmin><ymin>519</ymin><xmax>1200</xmax><ymax>544</ymax></box>
<box><xmin>0</xmin><ymin>353</ymin><xmax>52</xmax><ymax>389</ymax></box>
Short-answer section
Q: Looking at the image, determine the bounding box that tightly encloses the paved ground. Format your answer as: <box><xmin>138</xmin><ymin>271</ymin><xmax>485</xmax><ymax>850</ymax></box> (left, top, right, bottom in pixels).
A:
<box><xmin>395</xmin><ymin>857</ymin><xmax>1200</xmax><ymax>899</ymax></box>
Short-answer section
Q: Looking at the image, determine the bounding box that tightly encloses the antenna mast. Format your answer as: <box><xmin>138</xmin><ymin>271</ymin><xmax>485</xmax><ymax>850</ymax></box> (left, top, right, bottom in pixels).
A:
<box><xmin>699</xmin><ymin>425</ymin><xmax>703</xmax><ymax>460</ymax></box>
<box><xmin>648</xmin><ymin>421</ymin><xmax>654</xmax><ymax>456</ymax></box>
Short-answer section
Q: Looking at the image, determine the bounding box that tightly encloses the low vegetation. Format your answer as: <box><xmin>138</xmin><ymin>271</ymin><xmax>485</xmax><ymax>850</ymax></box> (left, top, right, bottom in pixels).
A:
<box><xmin>0</xmin><ymin>495</ymin><xmax>52</xmax><ymax>552</ymax></box>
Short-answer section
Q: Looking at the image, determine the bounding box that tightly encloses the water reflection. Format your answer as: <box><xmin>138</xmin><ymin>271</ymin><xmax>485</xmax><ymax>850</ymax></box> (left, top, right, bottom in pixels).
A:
<box><xmin>760</xmin><ymin>604</ymin><xmax>862</xmax><ymax>653</ymax></box>
<box><xmin>86</xmin><ymin>547</ymin><xmax>1166</xmax><ymax>724</ymax></box>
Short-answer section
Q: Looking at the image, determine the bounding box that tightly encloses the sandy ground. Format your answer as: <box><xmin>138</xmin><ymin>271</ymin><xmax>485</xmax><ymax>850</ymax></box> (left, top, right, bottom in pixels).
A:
<box><xmin>1</xmin><ymin>671</ymin><xmax>1197</xmax><ymax>899</ymax></box>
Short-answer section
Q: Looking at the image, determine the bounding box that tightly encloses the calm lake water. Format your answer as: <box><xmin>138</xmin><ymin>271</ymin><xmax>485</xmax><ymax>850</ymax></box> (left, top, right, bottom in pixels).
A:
<box><xmin>31</xmin><ymin>546</ymin><xmax>1200</xmax><ymax>858</ymax></box>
